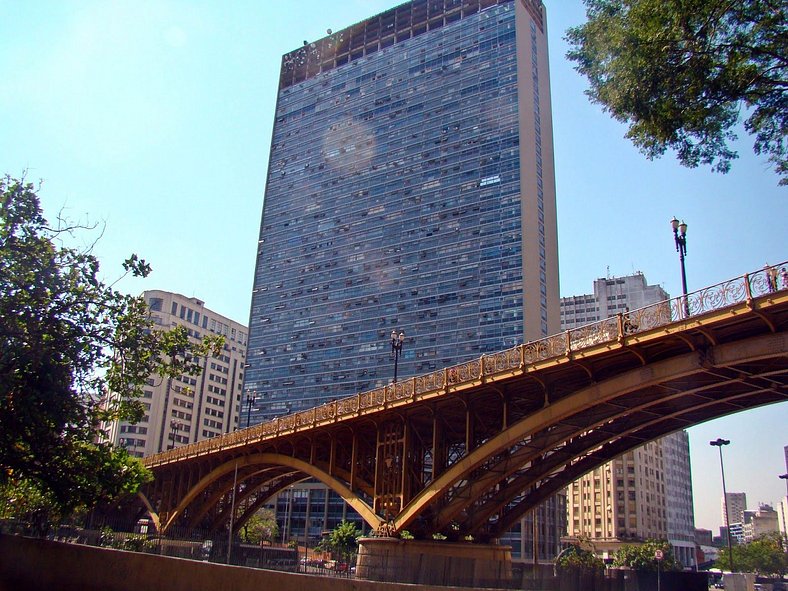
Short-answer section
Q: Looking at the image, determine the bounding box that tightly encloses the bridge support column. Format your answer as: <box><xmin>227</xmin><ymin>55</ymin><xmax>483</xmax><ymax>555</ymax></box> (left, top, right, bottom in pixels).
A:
<box><xmin>355</xmin><ymin>537</ymin><xmax>512</xmax><ymax>588</ymax></box>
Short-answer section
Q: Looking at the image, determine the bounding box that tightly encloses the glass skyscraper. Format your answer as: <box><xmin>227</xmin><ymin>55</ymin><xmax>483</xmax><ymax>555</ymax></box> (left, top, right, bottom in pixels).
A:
<box><xmin>246</xmin><ymin>0</ymin><xmax>559</xmax><ymax>424</ymax></box>
<box><xmin>244</xmin><ymin>0</ymin><xmax>561</xmax><ymax>558</ymax></box>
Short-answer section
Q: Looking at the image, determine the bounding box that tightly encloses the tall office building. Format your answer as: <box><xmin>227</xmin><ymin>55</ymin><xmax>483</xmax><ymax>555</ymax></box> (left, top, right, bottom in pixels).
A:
<box><xmin>244</xmin><ymin>0</ymin><xmax>561</xmax><ymax>557</ymax></box>
<box><xmin>559</xmin><ymin>272</ymin><xmax>670</xmax><ymax>327</ymax></box>
<box><xmin>722</xmin><ymin>492</ymin><xmax>747</xmax><ymax>528</ymax></box>
<box><xmin>562</xmin><ymin>273</ymin><xmax>696</xmax><ymax>567</ymax></box>
<box><xmin>662</xmin><ymin>430</ymin><xmax>696</xmax><ymax>567</ymax></box>
<box><xmin>109</xmin><ymin>290</ymin><xmax>248</xmax><ymax>456</ymax></box>
<box><xmin>742</xmin><ymin>504</ymin><xmax>779</xmax><ymax>543</ymax></box>
<box><xmin>779</xmin><ymin>446</ymin><xmax>788</xmax><ymax>542</ymax></box>
<box><xmin>245</xmin><ymin>0</ymin><xmax>558</xmax><ymax>421</ymax></box>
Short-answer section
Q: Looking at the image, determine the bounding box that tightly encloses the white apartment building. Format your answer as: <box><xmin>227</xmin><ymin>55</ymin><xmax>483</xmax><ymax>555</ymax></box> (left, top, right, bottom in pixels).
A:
<box><xmin>109</xmin><ymin>290</ymin><xmax>248</xmax><ymax>456</ymax></box>
<box><xmin>562</xmin><ymin>272</ymin><xmax>696</xmax><ymax>567</ymax></box>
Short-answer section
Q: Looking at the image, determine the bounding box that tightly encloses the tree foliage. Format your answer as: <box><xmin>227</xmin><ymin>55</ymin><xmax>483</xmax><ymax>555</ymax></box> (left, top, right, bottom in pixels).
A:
<box><xmin>239</xmin><ymin>509</ymin><xmax>279</xmax><ymax>545</ymax></box>
<box><xmin>0</xmin><ymin>175</ymin><xmax>221</xmax><ymax>517</ymax></box>
<box><xmin>612</xmin><ymin>539</ymin><xmax>680</xmax><ymax>572</ymax></box>
<box><xmin>556</xmin><ymin>544</ymin><xmax>606</xmax><ymax>570</ymax></box>
<box><xmin>318</xmin><ymin>520</ymin><xmax>363</xmax><ymax>562</ymax></box>
<box><xmin>715</xmin><ymin>532</ymin><xmax>788</xmax><ymax>576</ymax></box>
<box><xmin>567</xmin><ymin>0</ymin><xmax>787</xmax><ymax>184</ymax></box>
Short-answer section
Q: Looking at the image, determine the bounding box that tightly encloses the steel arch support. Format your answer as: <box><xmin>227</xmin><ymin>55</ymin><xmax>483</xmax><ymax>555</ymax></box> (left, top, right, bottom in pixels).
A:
<box><xmin>136</xmin><ymin>491</ymin><xmax>161</xmax><ymax>532</ymax></box>
<box><xmin>162</xmin><ymin>452</ymin><xmax>382</xmax><ymax>533</ymax></box>
<box><xmin>393</xmin><ymin>331</ymin><xmax>786</xmax><ymax>533</ymax></box>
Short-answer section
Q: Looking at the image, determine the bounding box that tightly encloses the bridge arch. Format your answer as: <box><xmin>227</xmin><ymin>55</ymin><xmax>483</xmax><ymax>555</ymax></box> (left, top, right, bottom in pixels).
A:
<box><xmin>393</xmin><ymin>331</ymin><xmax>786</xmax><ymax>535</ymax></box>
<box><xmin>137</xmin><ymin>279</ymin><xmax>787</xmax><ymax>540</ymax></box>
<box><xmin>162</xmin><ymin>453</ymin><xmax>381</xmax><ymax>533</ymax></box>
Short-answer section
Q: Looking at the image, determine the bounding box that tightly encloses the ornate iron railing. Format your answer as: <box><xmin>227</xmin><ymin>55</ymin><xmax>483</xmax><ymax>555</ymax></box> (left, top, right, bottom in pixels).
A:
<box><xmin>146</xmin><ymin>261</ymin><xmax>786</xmax><ymax>466</ymax></box>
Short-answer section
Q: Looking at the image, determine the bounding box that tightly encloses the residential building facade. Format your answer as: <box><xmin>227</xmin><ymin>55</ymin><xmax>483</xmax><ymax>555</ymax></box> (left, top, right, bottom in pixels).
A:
<box><xmin>244</xmin><ymin>0</ymin><xmax>562</xmax><ymax>559</ymax></box>
<box><xmin>108</xmin><ymin>290</ymin><xmax>247</xmax><ymax>456</ymax></box>
<box><xmin>562</xmin><ymin>272</ymin><xmax>696</xmax><ymax>567</ymax></box>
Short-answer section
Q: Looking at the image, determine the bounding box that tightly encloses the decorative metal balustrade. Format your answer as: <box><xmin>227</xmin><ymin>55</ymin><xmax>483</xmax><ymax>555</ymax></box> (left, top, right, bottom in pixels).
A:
<box><xmin>145</xmin><ymin>261</ymin><xmax>786</xmax><ymax>468</ymax></box>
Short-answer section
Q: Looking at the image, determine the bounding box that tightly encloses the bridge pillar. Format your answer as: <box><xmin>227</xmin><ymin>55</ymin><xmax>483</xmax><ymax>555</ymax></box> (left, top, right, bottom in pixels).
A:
<box><xmin>355</xmin><ymin>537</ymin><xmax>512</xmax><ymax>588</ymax></box>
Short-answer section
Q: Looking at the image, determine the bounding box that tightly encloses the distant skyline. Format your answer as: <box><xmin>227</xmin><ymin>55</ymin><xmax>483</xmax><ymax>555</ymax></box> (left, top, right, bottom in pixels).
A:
<box><xmin>1</xmin><ymin>0</ymin><xmax>785</xmax><ymax>533</ymax></box>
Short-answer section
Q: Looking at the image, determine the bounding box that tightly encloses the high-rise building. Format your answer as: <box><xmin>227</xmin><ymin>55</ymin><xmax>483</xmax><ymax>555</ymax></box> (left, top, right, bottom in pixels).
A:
<box><xmin>742</xmin><ymin>504</ymin><xmax>779</xmax><ymax>543</ymax></box>
<box><xmin>109</xmin><ymin>290</ymin><xmax>247</xmax><ymax>456</ymax></box>
<box><xmin>244</xmin><ymin>0</ymin><xmax>561</xmax><ymax>558</ymax></box>
<box><xmin>559</xmin><ymin>272</ymin><xmax>669</xmax><ymax>327</ymax></box>
<box><xmin>722</xmin><ymin>492</ymin><xmax>747</xmax><ymax>529</ymax></box>
<box><xmin>779</xmin><ymin>446</ymin><xmax>788</xmax><ymax>542</ymax></box>
<box><xmin>245</xmin><ymin>0</ymin><xmax>558</xmax><ymax>421</ymax></box>
<box><xmin>662</xmin><ymin>430</ymin><xmax>696</xmax><ymax>567</ymax></box>
<box><xmin>562</xmin><ymin>272</ymin><xmax>696</xmax><ymax>567</ymax></box>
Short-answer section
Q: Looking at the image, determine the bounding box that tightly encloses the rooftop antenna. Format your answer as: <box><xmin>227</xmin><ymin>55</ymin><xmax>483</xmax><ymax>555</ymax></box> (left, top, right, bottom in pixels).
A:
<box><xmin>606</xmin><ymin>265</ymin><xmax>610</xmax><ymax>280</ymax></box>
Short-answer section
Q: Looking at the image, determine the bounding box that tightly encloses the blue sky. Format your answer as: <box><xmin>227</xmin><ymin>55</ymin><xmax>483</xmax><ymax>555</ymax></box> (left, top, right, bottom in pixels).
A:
<box><xmin>1</xmin><ymin>1</ymin><xmax>785</xmax><ymax>532</ymax></box>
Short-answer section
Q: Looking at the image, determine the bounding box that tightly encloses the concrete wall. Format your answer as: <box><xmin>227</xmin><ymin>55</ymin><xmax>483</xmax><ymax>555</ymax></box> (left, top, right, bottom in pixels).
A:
<box><xmin>0</xmin><ymin>535</ymin><xmax>499</xmax><ymax>591</ymax></box>
<box><xmin>356</xmin><ymin>537</ymin><xmax>512</xmax><ymax>587</ymax></box>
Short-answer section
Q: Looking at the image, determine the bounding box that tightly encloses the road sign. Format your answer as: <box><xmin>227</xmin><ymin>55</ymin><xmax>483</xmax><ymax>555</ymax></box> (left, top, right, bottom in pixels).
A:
<box><xmin>654</xmin><ymin>549</ymin><xmax>664</xmax><ymax>561</ymax></box>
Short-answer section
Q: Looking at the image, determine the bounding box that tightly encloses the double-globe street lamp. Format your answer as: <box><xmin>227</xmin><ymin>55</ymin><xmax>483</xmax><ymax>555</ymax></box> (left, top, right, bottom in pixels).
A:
<box><xmin>710</xmin><ymin>437</ymin><xmax>735</xmax><ymax>573</ymax></box>
<box><xmin>670</xmin><ymin>217</ymin><xmax>689</xmax><ymax>318</ymax></box>
<box><xmin>391</xmin><ymin>330</ymin><xmax>405</xmax><ymax>383</ymax></box>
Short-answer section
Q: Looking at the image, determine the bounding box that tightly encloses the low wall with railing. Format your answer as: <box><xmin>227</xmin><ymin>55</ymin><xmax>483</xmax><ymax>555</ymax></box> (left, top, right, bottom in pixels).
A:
<box><xmin>0</xmin><ymin>534</ymin><xmax>493</xmax><ymax>591</ymax></box>
<box><xmin>146</xmin><ymin>261</ymin><xmax>787</xmax><ymax>468</ymax></box>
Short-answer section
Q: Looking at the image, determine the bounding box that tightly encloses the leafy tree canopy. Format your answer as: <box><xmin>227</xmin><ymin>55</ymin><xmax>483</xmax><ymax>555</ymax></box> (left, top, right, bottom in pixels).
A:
<box><xmin>556</xmin><ymin>544</ymin><xmax>606</xmax><ymax>570</ymax></box>
<box><xmin>567</xmin><ymin>0</ymin><xmax>787</xmax><ymax>184</ymax></box>
<box><xmin>715</xmin><ymin>532</ymin><xmax>788</xmax><ymax>576</ymax></box>
<box><xmin>239</xmin><ymin>508</ymin><xmax>279</xmax><ymax>545</ymax></box>
<box><xmin>613</xmin><ymin>539</ymin><xmax>680</xmax><ymax>571</ymax></box>
<box><xmin>0</xmin><ymin>175</ymin><xmax>221</xmax><ymax>517</ymax></box>
<box><xmin>318</xmin><ymin>520</ymin><xmax>363</xmax><ymax>562</ymax></box>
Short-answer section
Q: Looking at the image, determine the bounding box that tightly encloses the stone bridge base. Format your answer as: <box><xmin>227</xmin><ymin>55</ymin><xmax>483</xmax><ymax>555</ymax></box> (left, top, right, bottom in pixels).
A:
<box><xmin>356</xmin><ymin>537</ymin><xmax>512</xmax><ymax>588</ymax></box>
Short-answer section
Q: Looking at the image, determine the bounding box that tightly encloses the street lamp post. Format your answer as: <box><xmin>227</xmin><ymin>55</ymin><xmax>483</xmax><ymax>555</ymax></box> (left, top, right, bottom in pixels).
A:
<box><xmin>390</xmin><ymin>330</ymin><xmax>405</xmax><ymax>383</ymax></box>
<box><xmin>670</xmin><ymin>217</ymin><xmax>689</xmax><ymax>318</ymax></box>
<box><xmin>169</xmin><ymin>420</ymin><xmax>181</xmax><ymax>450</ymax></box>
<box><xmin>245</xmin><ymin>391</ymin><xmax>256</xmax><ymax>429</ymax></box>
<box><xmin>710</xmin><ymin>438</ymin><xmax>734</xmax><ymax>573</ymax></box>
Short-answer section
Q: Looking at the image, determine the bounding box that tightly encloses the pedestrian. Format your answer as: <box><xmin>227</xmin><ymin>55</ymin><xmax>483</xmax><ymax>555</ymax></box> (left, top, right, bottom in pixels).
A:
<box><xmin>765</xmin><ymin>264</ymin><xmax>777</xmax><ymax>292</ymax></box>
<box><xmin>781</xmin><ymin>267</ymin><xmax>788</xmax><ymax>290</ymax></box>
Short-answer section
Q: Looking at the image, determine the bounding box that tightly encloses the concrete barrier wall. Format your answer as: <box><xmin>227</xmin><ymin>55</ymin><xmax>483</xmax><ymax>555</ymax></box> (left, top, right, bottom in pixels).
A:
<box><xmin>356</xmin><ymin>536</ymin><xmax>512</xmax><ymax>587</ymax></box>
<box><xmin>0</xmin><ymin>535</ymin><xmax>501</xmax><ymax>591</ymax></box>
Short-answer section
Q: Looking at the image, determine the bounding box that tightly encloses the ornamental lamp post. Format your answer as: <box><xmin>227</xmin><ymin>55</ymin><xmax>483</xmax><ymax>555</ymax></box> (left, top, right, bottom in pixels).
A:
<box><xmin>169</xmin><ymin>420</ymin><xmax>182</xmax><ymax>450</ymax></box>
<box><xmin>245</xmin><ymin>390</ymin><xmax>256</xmax><ymax>429</ymax></box>
<box><xmin>390</xmin><ymin>330</ymin><xmax>405</xmax><ymax>383</ymax></box>
<box><xmin>710</xmin><ymin>438</ymin><xmax>734</xmax><ymax>572</ymax></box>
<box><xmin>670</xmin><ymin>217</ymin><xmax>689</xmax><ymax>318</ymax></box>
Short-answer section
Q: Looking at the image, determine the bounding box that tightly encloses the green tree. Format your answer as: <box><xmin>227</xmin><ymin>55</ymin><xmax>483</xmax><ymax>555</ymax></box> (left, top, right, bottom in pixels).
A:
<box><xmin>318</xmin><ymin>520</ymin><xmax>363</xmax><ymax>563</ymax></box>
<box><xmin>556</xmin><ymin>544</ymin><xmax>606</xmax><ymax>570</ymax></box>
<box><xmin>0</xmin><ymin>175</ymin><xmax>221</xmax><ymax>517</ymax></box>
<box><xmin>715</xmin><ymin>532</ymin><xmax>788</xmax><ymax>576</ymax></box>
<box><xmin>566</xmin><ymin>0</ymin><xmax>787</xmax><ymax>184</ymax></box>
<box><xmin>239</xmin><ymin>509</ymin><xmax>279</xmax><ymax>545</ymax></box>
<box><xmin>613</xmin><ymin>539</ymin><xmax>680</xmax><ymax>572</ymax></box>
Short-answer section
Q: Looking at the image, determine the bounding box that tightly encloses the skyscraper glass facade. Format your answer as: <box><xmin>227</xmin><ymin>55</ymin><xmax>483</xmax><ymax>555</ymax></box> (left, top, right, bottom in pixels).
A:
<box><xmin>246</xmin><ymin>0</ymin><xmax>557</xmax><ymax>423</ymax></box>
